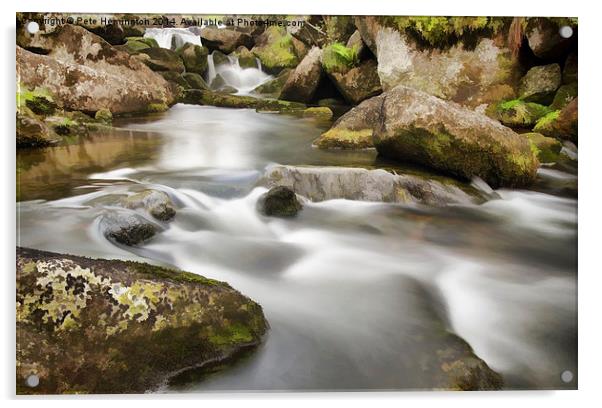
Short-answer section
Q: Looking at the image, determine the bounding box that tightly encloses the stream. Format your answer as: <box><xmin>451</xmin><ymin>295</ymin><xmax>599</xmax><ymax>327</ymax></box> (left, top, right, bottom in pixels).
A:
<box><xmin>16</xmin><ymin>103</ymin><xmax>577</xmax><ymax>391</ymax></box>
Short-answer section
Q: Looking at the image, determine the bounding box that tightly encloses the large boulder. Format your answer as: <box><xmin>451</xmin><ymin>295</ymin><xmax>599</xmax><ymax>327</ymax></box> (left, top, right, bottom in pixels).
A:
<box><xmin>260</xmin><ymin>165</ymin><xmax>486</xmax><ymax>206</ymax></box>
<box><xmin>16</xmin><ymin>247</ymin><xmax>267</xmax><ymax>394</ymax></box>
<box><xmin>314</xmin><ymin>95</ymin><xmax>383</xmax><ymax>149</ymax></box>
<box><xmin>123</xmin><ymin>190</ymin><xmax>176</xmax><ymax>221</ymax></box>
<box><xmin>252</xmin><ymin>27</ymin><xmax>299</xmax><ymax>74</ymax></box>
<box><xmin>176</xmin><ymin>43</ymin><xmax>209</xmax><ymax>75</ymax></box>
<box><xmin>279</xmin><ymin>47</ymin><xmax>323</xmax><ymax>103</ymax></box>
<box><xmin>518</xmin><ymin>64</ymin><xmax>562</xmax><ymax>105</ymax></box>
<box><xmin>200</xmin><ymin>27</ymin><xmax>253</xmax><ymax>54</ymax></box>
<box><xmin>139</xmin><ymin>47</ymin><xmax>185</xmax><ymax>73</ymax></box>
<box><xmin>373</xmin><ymin>86</ymin><xmax>539</xmax><ymax>188</ymax></box>
<box><xmin>256</xmin><ymin>186</ymin><xmax>303</xmax><ymax>217</ymax></box>
<box><xmin>325</xmin><ymin>59</ymin><xmax>382</xmax><ymax>105</ymax></box>
<box><xmin>15</xmin><ymin>25</ymin><xmax>173</xmax><ymax>115</ymax></box>
<box><xmin>354</xmin><ymin>16</ymin><xmax>521</xmax><ymax>108</ymax></box>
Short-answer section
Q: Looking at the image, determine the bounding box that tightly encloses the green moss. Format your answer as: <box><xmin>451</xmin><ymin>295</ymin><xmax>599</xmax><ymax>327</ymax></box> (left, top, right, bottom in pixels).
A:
<box><xmin>209</xmin><ymin>322</ymin><xmax>253</xmax><ymax>346</ymax></box>
<box><xmin>314</xmin><ymin>128</ymin><xmax>374</xmax><ymax>149</ymax></box>
<box><xmin>525</xmin><ymin>132</ymin><xmax>562</xmax><ymax>163</ymax></box>
<box><xmin>551</xmin><ymin>83</ymin><xmax>578</xmax><ymax>111</ymax></box>
<box><xmin>146</xmin><ymin>103</ymin><xmax>169</xmax><ymax>113</ymax></box>
<box><xmin>303</xmin><ymin>107</ymin><xmax>333</xmax><ymax>120</ymax></box>
<box><xmin>252</xmin><ymin>27</ymin><xmax>299</xmax><ymax>72</ymax></box>
<box><xmin>17</xmin><ymin>84</ymin><xmax>57</xmax><ymax>115</ymax></box>
<box><xmin>127</xmin><ymin>261</ymin><xmax>223</xmax><ymax>287</ymax></box>
<box><xmin>94</xmin><ymin>108</ymin><xmax>113</xmax><ymax>124</ymax></box>
<box><xmin>534</xmin><ymin>110</ymin><xmax>561</xmax><ymax>130</ymax></box>
<box><xmin>491</xmin><ymin>99</ymin><xmax>551</xmax><ymax>128</ymax></box>
<box><xmin>322</xmin><ymin>42</ymin><xmax>360</xmax><ymax>74</ymax></box>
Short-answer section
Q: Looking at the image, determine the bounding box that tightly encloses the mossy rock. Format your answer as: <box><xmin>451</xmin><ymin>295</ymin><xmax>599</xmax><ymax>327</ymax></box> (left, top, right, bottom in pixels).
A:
<box><xmin>252</xmin><ymin>27</ymin><xmax>299</xmax><ymax>74</ymax></box>
<box><xmin>550</xmin><ymin>83</ymin><xmax>577</xmax><ymax>111</ymax></box>
<box><xmin>235</xmin><ymin>46</ymin><xmax>258</xmax><ymax>69</ymax></box>
<box><xmin>303</xmin><ymin>107</ymin><xmax>333</xmax><ymax>120</ymax></box>
<box><xmin>17</xmin><ymin>84</ymin><xmax>58</xmax><ymax>116</ymax></box>
<box><xmin>251</xmin><ymin>69</ymin><xmax>292</xmax><ymax>98</ymax></box>
<box><xmin>140</xmin><ymin>48</ymin><xmax>185</xmax><ymax>73</ymax></box>
<box><xmin>125</xmin><ymin>36</ymin><xmax>159</xmax><ymax>48</ymax></box>
<box><xmin>256</xmin><ymin>186</ymin><xmax>302</xmax><ymax>217</ymax></box>
<box><xmin>525</xmin><ymin>132</ymin><xmax>562</xmax><ymax>163</ymax></box>
<box><xmin>94</xmin><ymin>108</ymin><xmax>113</xmax><ymax>124</ymax></box>
<box><xmin>123</xmin><ymin>37</ymin><xmax>159</xmax><ymax>53</ymax></box>
<box><xmin>182</xmin><ymin>89</ymin><xmax>306</xmax><ymax>113</ymax></box>
<box><xmin>182</xmin><ymin>72</ymin><xmax>209</xmax><ymax>90</ymax></box>
<box><xmin>211</xmin><ymin>50</ymin><xmax>230</xmax><ymax>66</ymax></box>
<box><xmin>16</xmin><ymin>247</ymin><xmax>268</xmax><ymax>394</ymax></box>
<box><xmin>176</xmin><ymin>43</ymin><xmax>209</xmax><ymax>75</ymax></box>
<box><xmin>146</xmin><ymin>103</ymin><xmax>169</xmax><ymax>113</ymax></box>
<box><xmin>518</xmin><ymin>64</ymin><xmax>562</xmax><ymax>105</ymax></box>
<box><xmin>16</xmin><ymin>110</ymin><xmax>57</xmax><ymax>148</ymax></box>
<box><xmin>533</xmin><ymin>98</ymin><xmax>578</xmax><ymax>143</ymax></box>
<box><xmin>45</xmin><ymin>115</ymin><xmax>89</xmax><ymax>137</ymax></box>
<box><xmin>488</xmin><ymin>99</ymin><xmax>551</xmax><ymax>128</ymax></box>
<box><xmin>160</xmin><ymin>71</ymin><xmax>191</xmax><ymax>90</ymax></box>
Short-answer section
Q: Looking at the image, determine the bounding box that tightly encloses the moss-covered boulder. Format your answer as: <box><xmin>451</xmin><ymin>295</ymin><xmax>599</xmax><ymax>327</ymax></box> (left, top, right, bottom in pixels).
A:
<box><xmin>326</xmin><ymin>59</ymin><xmax>382</xmax><ymax>105</ymax></box>
<box><xmin>235</xmin><ymin>46</ymin><xmax>259</xmax><ymax>69</ymax></box>
<box><xmin>182</xmin><ymin>72</ymin><xmax>209</xmax><ymax>90</ymax></box>
<box><xmin>533</xmin><ymin>98</ymin><xmax>578</xmax><ymax>143</ymax></box>
<box><xmin>525</xmin><ymin>132</ymin><xmax>563</xmax><ymax>163</ymax></box>
<box><xmin>251</xmin><ymin>69</ymin><xmax>292</xmax><ymax>98</ymax></box>
<box><xmin>123</xmin><ymin>37</ymin><xmax>159</xmax><ymax>53</ymax></box>
<box><xmin>550</xmin><ymin>83</ymin><xmax>578</xmax><ymax>111</ymax></box>
<box><xmin>518</xmin><ymin>64</ymin><xmax>562</xmax><ymax>105</ymax></box>
<box><xmin>176</xmin><ymin>43</ymin><xmax>209</xmax><ymax>75</ymax></box>
<box><xmin>16</xmin><ymin>247</ymin><xmax>268</xmax><ymax>394</ymax></box>
<box><xmin>256</xmin><ymin>186</ymin><xmax>303</xmax><ymax>217</ymax></box>
<box><xmin>314</xmin><ymin>95</ymin><xmax>383</xmax><ymax>149</ymax></box>
<box><xmin>140</xmin><ymin>48</ymin><xmax>185</xmax><ymax>73</ymax></box>
<box><xmin>487</xmin><ymin>99</ymin><xmax>551</xmax><ymax>128</ymax></box>
<box><xmin>373</xmin><ymin>86</ymin><xmax>539</xmax><ymax>188</ymax></box>
<box><xmin>200</xmin><ymin>27</ymin><xmax>254</xmax><ymax>54</ymax></box>
<box><xmin>279</xmin><ymin>47</ymin><xmax>323</xmax><ymax>103</ymax></box>
<box><xmin>252</xmin><ymin>27</ymin><xmax>299</xmax><ymax>74</ymax></box>
<box><xmin>303</xmin><ymin>107</ymin><xmax>333</xmax><ymax>120</ymax></box>
<box><xmin>123</xmin><ymin>190</ymin><xmax>176</xmax><ymax>221</ymax></box>
<box><xmin>94</xmin><ymin>108</ymin><xmax>113</xmax><ymax>124</ymax></box>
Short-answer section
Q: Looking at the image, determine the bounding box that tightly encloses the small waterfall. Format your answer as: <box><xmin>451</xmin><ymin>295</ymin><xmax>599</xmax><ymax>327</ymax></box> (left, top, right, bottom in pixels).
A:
<box><xmin>144</xmin><ymin>27</ymin><xmax>202</xmax><ymax>50</ymax></box>
<box><xmin>205</xmin><ymin>51</ymin><xmax>272</xmax><ymax>95</ymax></box>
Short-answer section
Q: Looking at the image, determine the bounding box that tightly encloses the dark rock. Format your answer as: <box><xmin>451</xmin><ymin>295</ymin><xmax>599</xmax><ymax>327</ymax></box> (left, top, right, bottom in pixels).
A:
<box><xmin>550</xmin><ymin>83</ymin><xmax>577</xmax><ymax>111</ymax></box>
<box><xmin>200</xmin><ymin>27</ymin><xmax>254</xmax><ymax>54</ymax></box>
<box><xmin>562</xmin><ymin>52</ymin><xmax>578</xmax><ymax>84</ymax></box>
<box><xmin>279</xmin><ymin>47</ymin><xmax>323</xmax><ymax>103</ymax></box>
<box><xmin>140</xmin><ymin>48</ymin><xmax>185</xmax><ymax>73</ymax></box>
<box><xmin>182</xmin><ymin>72</ymin><xmax>209</xmax><ymax>90</ymax></box>
<box><xmin>100</xmin><ymin>211</ymin><xmax>157</xmax><ymax>246</ymax></box>
<box><xmin>211</xmin><ymin>50</ymin><xmax>230</xmax><ymax>66</ymax></box>
<box><xmin>16</xmin><ymin>247</ymin><xmax>268</xmax><ymax>394</ymax></box>
<box><xmin>518</xmin><ymin>64</ymin><xmax>561</xmax><ymax>105</ymax></box>
<box><xmin>257</xmin><ymin>186</ymin><xmax>302</xmax><ymax>217</ymax></box>
<box><xmin>534</xmin><ymin>98</ymin><xmax>578</xmax><ymax>143</ymax></box>
<box><xmin>182</xmin><ymin>89</ymin><xmax>306</xmax><ymax>112</ymax></box>
<box><xmin>526</xmin><ymin>18</ymin><xmax>575</xmax><ymax>60</ymax></box>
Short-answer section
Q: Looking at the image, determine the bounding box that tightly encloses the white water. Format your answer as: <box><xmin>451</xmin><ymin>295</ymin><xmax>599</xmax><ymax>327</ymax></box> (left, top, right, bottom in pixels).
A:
<box><xmin>206</xmin><ymin>53</ymin><xmax>272</xmax><ymax>95</ymax></box>
<box><xmin>144</xmin><ymin>27</ymin><xmax>203</xmax><ymax>50</ymax></box>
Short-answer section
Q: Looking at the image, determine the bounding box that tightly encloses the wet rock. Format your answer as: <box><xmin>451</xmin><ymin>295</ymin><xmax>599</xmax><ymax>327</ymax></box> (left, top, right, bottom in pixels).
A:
<box><xmin>534</xmin><ymin>98</ymin><xmax>578</xmax><ymax>143</ymax></box>
<box><xmin>526</xmin><ymin>18</ymin><xmax>575</xmax><ymax>60</ymax></box>
<box><xmin>235</xmin><ymin>46</ymin><xmax>258</xmax><ymax>69</ymax></box>
<box><xmin>314</xmin><ymin>95</ymin><xmax>382</xmax><ymax>149</ymax></box>
<box><xmin>373</xmin><ymin>86</ymin><xmax>539</xmax><ymax>188</ymax></box>
<box><xmin>279</xmin><ymin>47</ymin><xmax>323</xmax><ymax>103</ymax></box>
<box><xmin>16</xmin><ymin>247</ymin><xmax>268</xmax><ymax>394</ymax></box>
<box><xmin>16</xmin><ymin>110</ymin><xmax>57</xmax><ymax>148</ymax></box>
<box><xmin>487</xmin><ymin>99</ymin><xmax>551</xmax><ymax>128</ymax></box>
<box><xmin>526</xmin><ymin>132</ymin><xmax>563</xmax><ymax>163</ymax></box>
<box><xmin>200</xmin><ymin>27</ymin><xmax>253</xmax><ymax>54</ymax></box>
<box><xmin>100</xmin><ymin>211</ymin><xmax>157</xmax><ymax>246</ymax></box>
<box><xmin>251</xmin><ymin>68</ymin><xmax>292</xmax><ymax>98</ymax></box>
<box><xmin>182</xmin><ymin>72</ymin><xmax>209</xmax><ymax>90</ymax></box>
<box><xmin>260</xmin><ymin>165</ymin><xmax>485</xmax><ymax>206</ymax></box>
<box><xmin>123</xmin><ymin>190</ymin><xmax>176</xmax><ymax>221</ymax></box>
<box><xmin>518</xmin><ymin>64</ymin><xmax>562</xmax><ymax>105</ymax></box>
<box><xmin>252</xmin><ymin>27</ymin><xmax>299</xmax><ymax>74</ymax></box>
<box><xmin>217</xmin><ymin>85</ymin><xmax>238</xmax><ymax>95</ymax></box>
<box><xmin>182</xmin><ymin>89</ymin><xmax>305</xmax><ymax>112</ymax></box>
<box><xmin>140</xmin><ymin>47</ymin><xmax>185</xmax><ymax>73</ymax></box>
<box><xmin>15</xmin><ymin>25</ymin><xmax>174</xmax><ymax>115</ymax></box>
<box><xmin>325</xmin><ymin>59</ymin><xmax>382</xmax><ymax>105</ymax></box>
<box><xmin>176</xmin><ymin>43</ymin><xmax>208</xmax><ymax>75</ymax></box>
<box><xmin>550</xmin><ymin>83</ymin><xmax>578</xmax><ymax>111</ymax></box>
<box><xmin>303</xmin><ymin>107</ymin><xmax>333</xmax><ymax>120</ymax></box>
<box><xmin>257</xmin><ymin>186</ymin><xmax>303</xmax><ymax>217</ymax></box>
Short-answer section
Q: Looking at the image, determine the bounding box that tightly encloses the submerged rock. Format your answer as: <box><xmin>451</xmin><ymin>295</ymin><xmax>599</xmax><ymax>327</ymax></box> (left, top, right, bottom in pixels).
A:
<box><xmin>373</xmin><ymin>86</ymin><xmax>539</xmax><ymax>188</ymax></box>
<box><xmin>257</xmin><ymin>186</ymin><xmax>303</xmax><ymax>217</ymax></box>
<box><xmin>260</xmin><ymin>165</ymin><xmax>485</xmax><ymax>206</ymax></box>
<box><xmin>16</xmin><ymin>25</ymin><xmax>173</xmax><ymax>115</ymax></box>
<box><xmin>16</xmin><ymin>247</ymin><xmax>268</xmax><ymax>394</ymax></box>
<box><xmin>279</xmin><ymin>47</ymin><xmax>323</xmax><ymax>103</ymax></box>
<box><xmin>123</xmin><ymin>190</ymin><xmax>176</xmax><ymax>221</ymax></box>
<box><xmin>518</xmin><ymin>64</ymin><xmax>562</xmax><ymax>105</ymax></box>
<box><xmin>100</xmin><ymin>211</ymin><xmax>157</xmax><ymax>246</ymax></box>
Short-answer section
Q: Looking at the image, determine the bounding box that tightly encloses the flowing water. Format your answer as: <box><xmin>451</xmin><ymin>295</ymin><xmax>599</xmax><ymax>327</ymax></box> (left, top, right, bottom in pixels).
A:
<box><xmin>205</xmin><ymin>53</ymin><xmax>272</xmax><ymax>95</ymax></box>
<box><xmin>16</xmin><ymin>104</ymin><xmax>578</xmax><ymax>391</ymax></box>
<box><xmin>144</xmin><ymin>27</ymin><xmax>203</xmax><ymax>50</ymax></box>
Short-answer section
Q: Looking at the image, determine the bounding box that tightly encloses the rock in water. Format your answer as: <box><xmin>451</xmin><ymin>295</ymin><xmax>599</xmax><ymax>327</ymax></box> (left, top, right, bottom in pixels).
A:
<box><xmin>279</xmin><ymin>47</ymin><xmax>323</xmax><ymax>103</ymax></box>
<box><xmin>16</xmin><ymin>25</ymin><xmax>174</xmax><ymax>114</ymax></box>
<box><xmin>373</xmin><ymin>86</ymin><xmax>539</xmax><ymax>188</ymax></box>
<box><xmin>260</xmin><ymin>165</ymin><xmax>486</xmax><ymax>206</ymax></box>
<box><xmin>123</xmin><ymin>190</ymin><xmax>176</xmax><ymax>221</ymax></box>
<box><xmin>100</xmin><ymin>211</ymin><xmax>157</xmax><ymax>246</ymax></box>
<box><xmin>518</xmin><ymin>64</ymin><xmax>562</xmax><ymax>105</ymax></box>
<box><xmin>257</xmin><ymin>186</ymin><xmax>303</xmax><ymax>217</ymax></box>
<box><xmin>16</xmin><ymin>247</ymin><xmax>268</xmax><ymax>394</ymax></box>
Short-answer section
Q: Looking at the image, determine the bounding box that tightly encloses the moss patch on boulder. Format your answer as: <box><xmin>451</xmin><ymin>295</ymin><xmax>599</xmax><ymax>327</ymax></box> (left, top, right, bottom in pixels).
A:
<box><xmin>488</xmin><ymin>99</ymin><xmax>551</xmax><ymax>128</ymax></box>
<box><xmin>252</xmin><ymin>27</ymin><xmax>299</xmax><ymax>74</ymax></box>
<box><xmin>525</xmin><ymin>132</ymin><xmax>563</xmax><ymax>163</ymax></box>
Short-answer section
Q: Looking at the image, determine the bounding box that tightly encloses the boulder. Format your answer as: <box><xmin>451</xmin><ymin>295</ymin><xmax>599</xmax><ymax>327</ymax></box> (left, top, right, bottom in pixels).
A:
<box><xmin>525</xmin><ymin>132</ymin><xmax>563</xmax><ymax>163</ymax></box>
<box><xmin>526</xmin><ymin>18</ymin><xmax>575</xmax><ymax>60</ymax></box>
<box><xmin>235</xmin><ymin>46</ymin><xmax>258</xmax><ymax>69</ymax></box>
<box><xmin>257</xmin><ymin>186</ymin><xmax>303</xmax><ymax>217</ymax></box>
<box><xmin>182</xmin><ymin>72</ymin><xmax>209</xmax><ymax>90</ymax></box>
<box><xmin>518</xmin><ymin>64</ymin><xmax>562</xmax><ymax>105</ymax></box>
<box><xmin>289</xmin><ymin>15</ymin><xmax>327</xmax><ymax>47</ymax></box>
<box><xmin>100</xmin><ymin>211</ymin><xmax>157</xmax><ymax>246</ymax></box>
<box><xmin>314</xmin><ymin>95</ymin><xmax>383</xmax><ymax>149</ymax></box>
<box><xmin>15</xmin><ymin>25</ymin><xmax>173</xmax><ymax>115</ymax></box>
<box><xmin>123</xmin><ymin>37</ymin><xmax>158</xmax><ymax>53</ymax></box>
<box><xmin>326</xmin><ymin>59</ymin><xmax>382</xmax><ymax>105</ymax></box>
<box><xmin>176</xmin><ymin>43</ymin><xmax>209</xmax><ymax>75</ymax></box>
<box><xmin>487</xmin><ymin>99</ymin><xmax>551</xmax><ymax>128</ymax></box>
<box><xmin>372</xmin><ymin>86</ymin><xmax>539</xmax><ymax>188</ymax></box>
<box><xmin>252</xmin><ymin>27</ymin><xmax>299</xmax><ymax>74</ymax></box>
<box><xmin>251</xmin><ymin>69</ymin><xmax>292</xmax><ymax>98</ymax></box>
<box><xmin>94</xmin><ymin>108</ymin><xmax>113</xmax><ymax>124</ymax></box>
<box><xmin>123</xmin><ymin>190</ymin><xmax>176</xmax><ymax>221</ymax></box>
<box><xmin>346</xmin><ymin>30</ymin><xmax>367</xmax><ymax>60</ymax></box>
<box><xmin>140</xmin><ymin>48</ymin><xmax>185</xmax><ymax>73</ymax></box>
<box><xmin>303</xmin><ymin>107</ymin><xmax>333</xmax><ymax>120</ymax></box>
<box><xmin>211</xmin><ymin>50</ymin><xmax>230</xmax><ymax>66</ymax></box>
<box><xmin>279</xmin><ymin>47</ymin><xmax>323</xmax><ymax>103</ymax></box>
<box><xmin>16</xmin><ymin>247</ymin><xmax>267</xmax><ymax>394</ymax></box>
<box><xmin>354</xmin><ymin>16</ymin><xmax>521</xmax><ymax>108</ymax></box>
<box><xmin>550</xmin><ymin>83</ymin><xmax>577</xmax><ymax>111</ymax></box>
<box><xmin>260</xmin><ymin>165</ymin><xmax>486</xmax><ymax>206</ymax></box>
<box><xmin>200</xmin><ymin>27</ymin><xmax>254</xmax><ymax>54</ymax></box>
<box><xmin>534</xmin><ymin>98</ymin><xmax>578</xmax><ymax>143</ymax></box>
<box><xmin>16</xmin><ymin>111</ymin><xmax>57</xmax><ymax>148</ymax></box>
